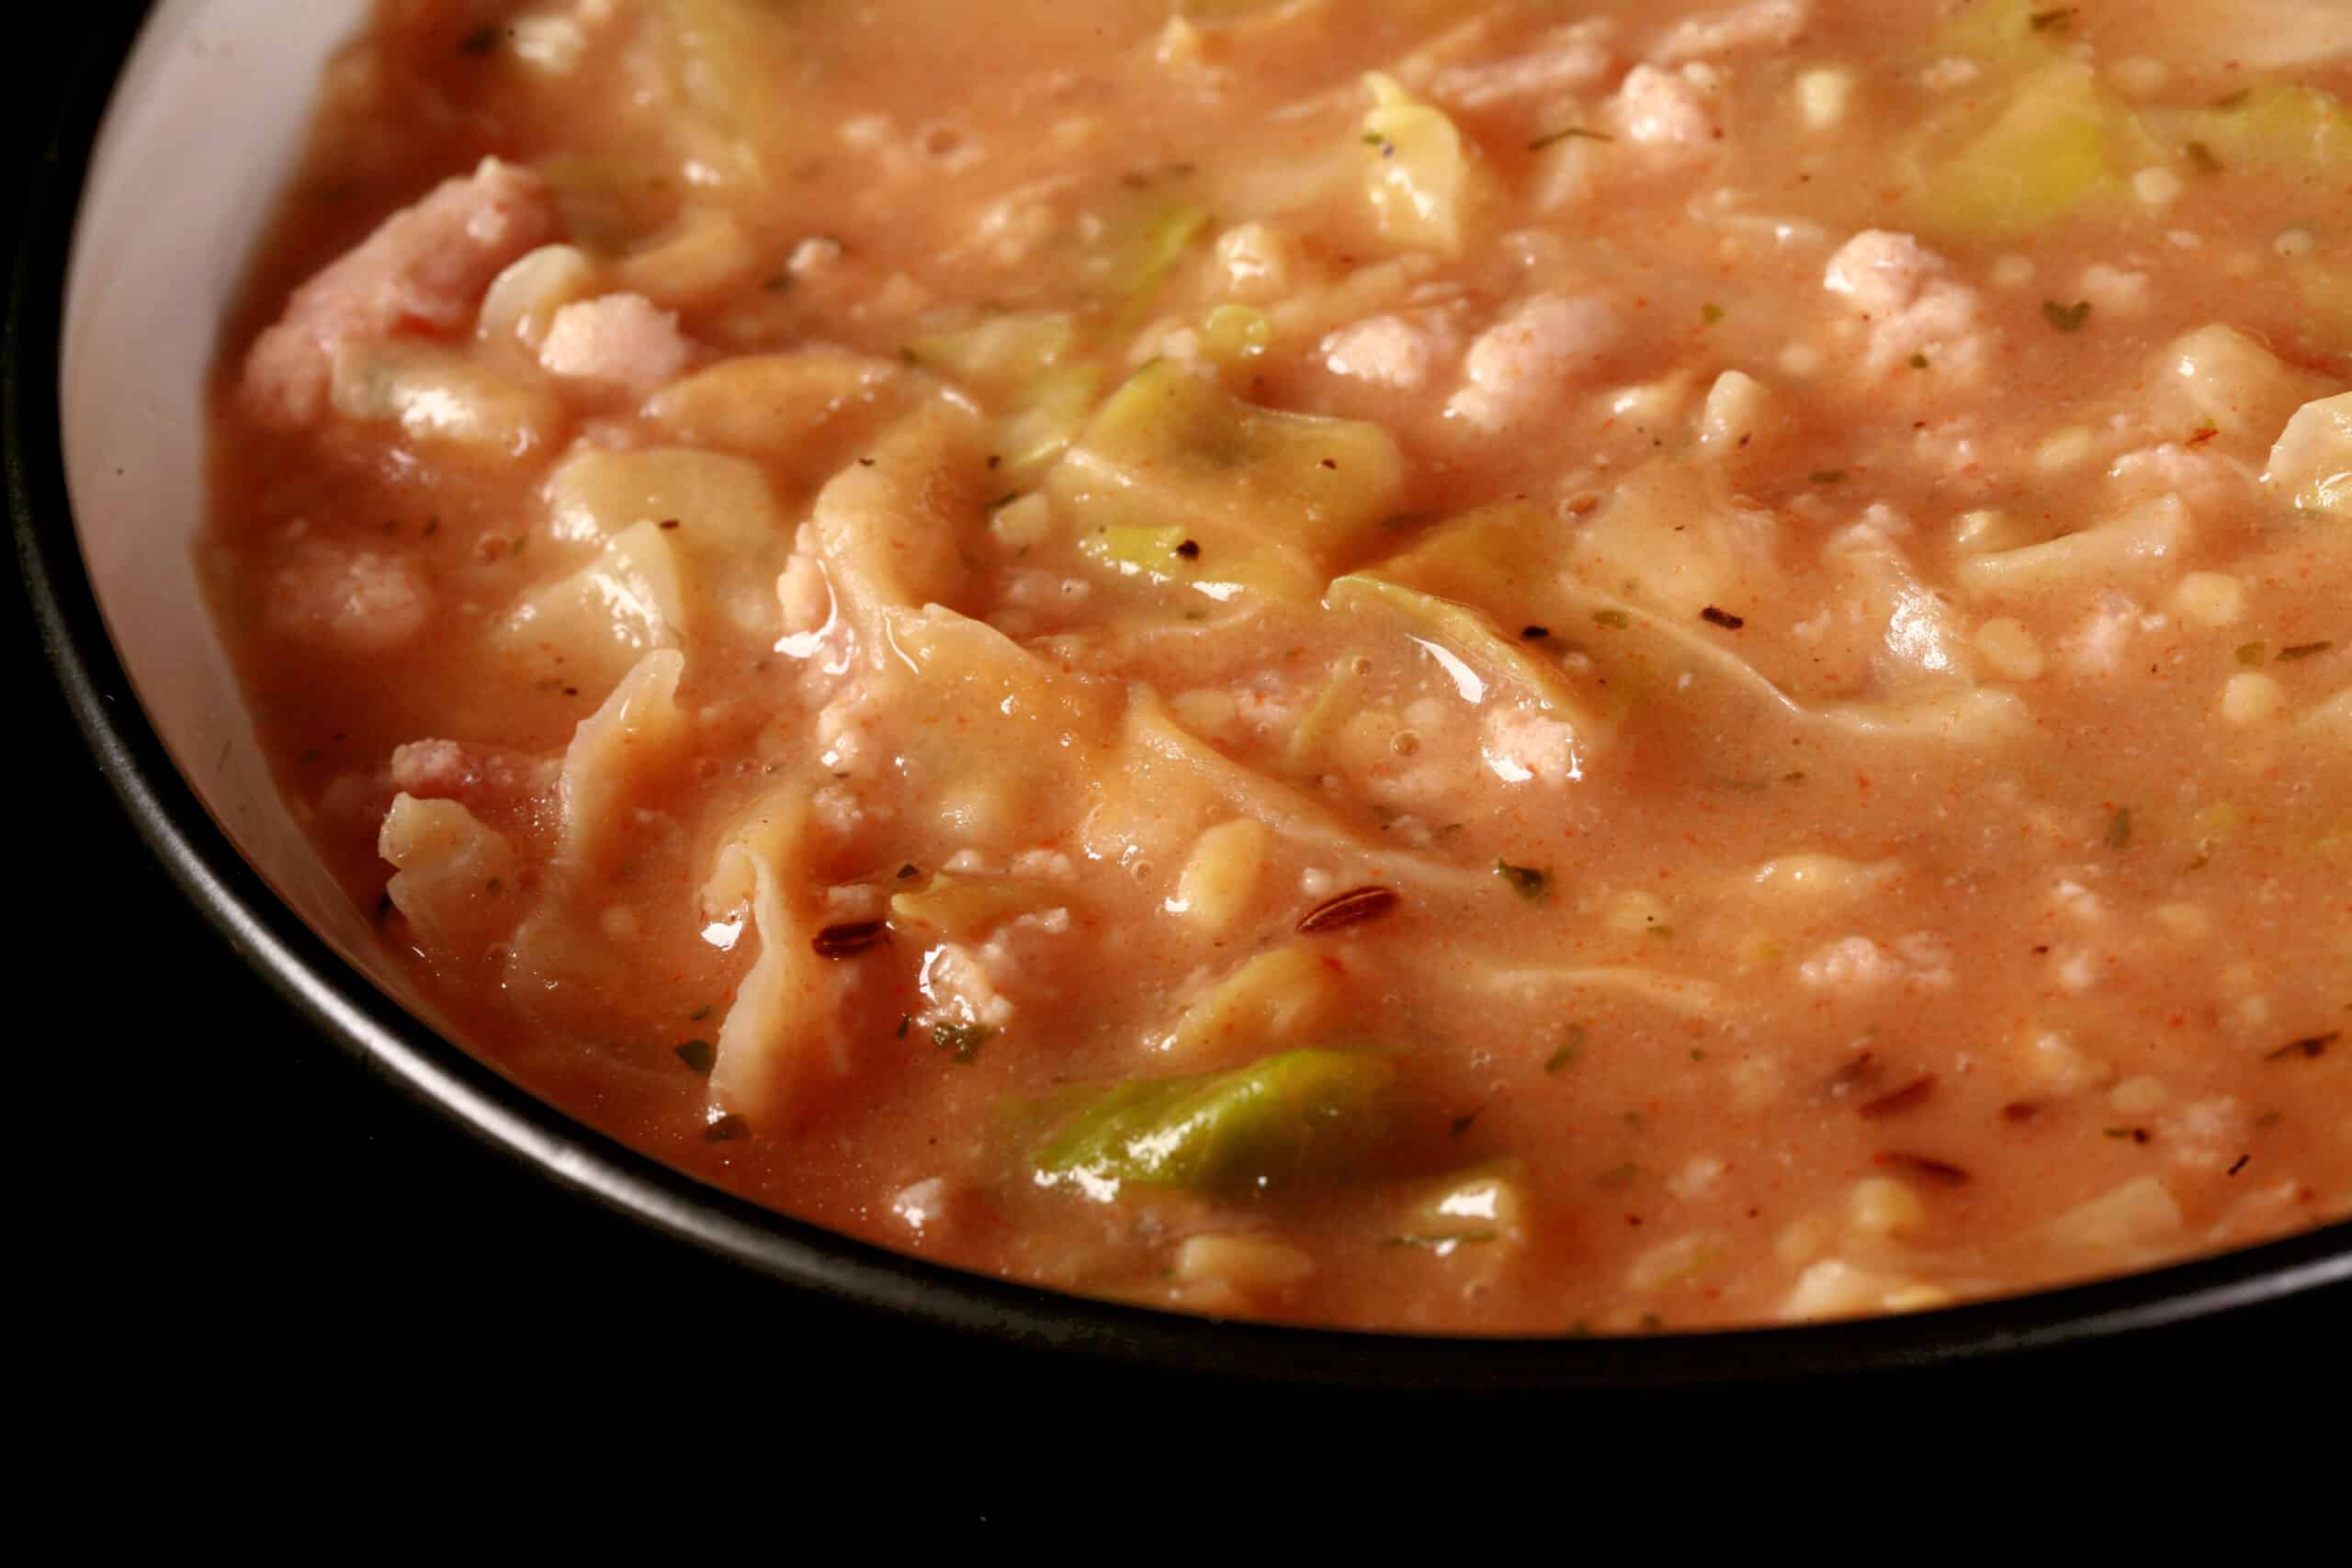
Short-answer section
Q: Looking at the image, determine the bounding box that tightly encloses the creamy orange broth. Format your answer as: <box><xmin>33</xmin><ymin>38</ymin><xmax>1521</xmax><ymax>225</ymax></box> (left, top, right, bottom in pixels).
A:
<box><xmin>206</xmin><ymin>0</ymin><xmax>2351</xmax><ymax>1331</ymax></box>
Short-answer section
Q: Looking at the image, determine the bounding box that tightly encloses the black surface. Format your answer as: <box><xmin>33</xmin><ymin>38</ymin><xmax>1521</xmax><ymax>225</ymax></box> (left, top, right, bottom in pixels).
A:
<box><xmin>15</xmin><ymin>5</ymin><xmax>2345</xmax><ymax>1425</ymax></box>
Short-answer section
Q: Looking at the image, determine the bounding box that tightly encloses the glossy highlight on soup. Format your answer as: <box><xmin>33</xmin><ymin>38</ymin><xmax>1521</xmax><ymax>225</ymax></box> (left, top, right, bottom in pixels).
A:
<box><xmin>206</xmin><ymin>0</ymin><xmax>2350</xmax><ymax>1332</ymax></box>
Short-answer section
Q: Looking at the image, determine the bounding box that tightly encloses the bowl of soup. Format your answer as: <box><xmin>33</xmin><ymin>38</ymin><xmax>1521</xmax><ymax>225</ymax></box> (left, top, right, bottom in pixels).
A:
<box><xmin>17</xmin><ymin>0</ymin><xmax>2349</xmax><ymax>1382</ymax></box>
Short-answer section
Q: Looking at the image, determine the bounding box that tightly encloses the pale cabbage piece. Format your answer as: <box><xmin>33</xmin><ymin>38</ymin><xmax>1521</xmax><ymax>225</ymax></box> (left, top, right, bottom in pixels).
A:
<box><xmin>378</xmin><ymin>794</ymin><xmax>521</xmax><ymax>958</ymax></box>
<box><xmin>1364</xmin><ymin>500</ymin><xmax>2027</xmax><ymax>744</ymax></box>
<box><xmin>494</xmin><ymin>520</ymin><xmax>686</xmax><ymax>695</ymax></box>
<box><xmin>1826</xmin><ymin>526</ymin><xmax>1980</xmax><ymax>695</ymax></box>
<box><xmin>613</xmin><ymin>205</ymin><xmax>761</xmax><ymax>310</ymax></box>
<box><xmin>1560</xmin><ymin>465</ymin><xmax>1782</xmax><ymax>624</ymax></box>
<box><xmin>1359</xmin><ymin>73</ymin><xmax>1484</xmax><ymax>254</ymax></box>
<box><xmin>2263</xmin><ymin>392</ymin><xmax>2352</xmax><ymax>518</ymax></box>
<box><xmin>650</xmin><ymin>0</ymin><xmax>806</xmax><ymax>187</ymax></box>
<box><xmin>328</xmin><ymin>341</ymin><xmax>559</xmax><ymax>454</ymax></box>
<box><xmin>1741</xmin><ymin>852</ymin><xmax>1901</xmax><ymax>903</ymax></box>
<box><xmin>809</xmin><ymin>404</ymin><xmax>989</xmax><ymax>658</ymax></box>
<box><xmin>641</xmin><ymin>350</ymin><xmax>908</xmax><ymax>469</ymax></box>
<box><xmin>1325</xmin><ymin>573</ymin><xmax>1604</xmax><ymax>741</ymax></box>
<box><xmin>869</xmin><ymin>605</ymin><xmax>1116</xmax><ymax>849</ymax></box>
<box><xmin>2159</xmin><ymin>324</ymin><xmax>2328</xmax><ymax>444</ymax></box>
<box><xmin>701</xmin><ymin>788</ymin><xmax>846</xmax><ymax>1115</ymax></box>
<box><xmin>1097</xmin><ymin>688</ymin><xmax>1498</xmax><ymax>900</ymax></box>
<box><xmin>546</xmin><ymin>445</ymin><xmax>784</xmax><ymax>554</ymax></box>
<box><xmin>1160</xmin><ymin>947</ymin><xmax>1343</xmax><ymax>1064</ymax></box>
<box><xmin>2041</xmin><ymin>1175</ymin><xmax>2185</xmax><ymax>1260</ymax></box>
<box><xmin>1955</xmin><ymin>493</ymin><xmax>2190</xmax><ymax>599</ymax></box>
<box><xmin>1903</xmin><ymin>63</ymin><xmax>2158</xmax><ymax>239</ymax></box>
<box><xmin>551</xmin><ymin>648</ymin><xmax>687</xmax><ymax>867</ymax></box>
<box><xmin>1049</xmin><ymin>360</ymin><xmax>1405</xmax><ymax>603</ymax></box>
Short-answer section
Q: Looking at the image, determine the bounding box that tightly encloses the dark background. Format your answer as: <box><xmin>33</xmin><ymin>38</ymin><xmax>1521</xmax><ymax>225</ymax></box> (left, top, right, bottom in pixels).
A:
<box><xmin>14</xmin><ymin>5</ymin><xmax>2343</xmax><ymax>1436</ymax></box>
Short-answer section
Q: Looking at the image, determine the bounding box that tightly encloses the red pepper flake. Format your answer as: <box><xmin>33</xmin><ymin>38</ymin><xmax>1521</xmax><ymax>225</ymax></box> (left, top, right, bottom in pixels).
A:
<box><xmin>2266</xmin><ymin>1031</ymin><xmax>2339</xmax><ymax>1062</ymax></box>
<box><xmin>704</xmin><ymin>1114</ymin><xmax>750</xmax><ymax>1144</ymax></box>
<box><xmin>1858</xmin><ymin>1073</ymin><xmax>1937</xmax><ymax>1120</ymax></box>
<box><xmin>657</xmin><ymin>517</ymin><xmax>682</xmax><ymax>531</ymax></box>
<box><xmin>1297</xmin><ymin>885</ymin><xmax>1400</xmax><ymax>934</ymax></box>
<box><xmin>1700</xmin><ymin>605</ymin><xmax>1746</xmax><ymax>630</ymax></box>
<box><xmin>811</xmin><ymin>919</ymin><xmax>890</xmax><ymax>958</ymax></box>
<box><xmin>2102</xmin><ymin>1125</ymin><xmax>2153</xmax><ymax>1145</ymax></box>
<box><xmin>1875</xmin><ymin>1150</ymin><xmax>1971</xmax><ymax>1186</ymax></box>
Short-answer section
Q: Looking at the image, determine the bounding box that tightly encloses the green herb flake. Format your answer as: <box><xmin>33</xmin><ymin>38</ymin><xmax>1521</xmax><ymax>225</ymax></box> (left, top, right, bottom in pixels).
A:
<box><xmin>1527</xmin><ymin>126</ymin><xmax>1612</xmax><ymax>151</ymax></box>
<box><xmin>2028</xmin><ymin>6</ymin><xmax>2077</xmax><ymax>29</ymax></box>
<box><xmin>2185</xmin><ymin>140</ymin><xmax>2223</xmax><ymax>175</ymax></box>
<box><xmin>2214</xmin><ymin>88</ymin><xmax>2251</xmax><ymax>109</ymax></box>
<box><xmin>931</xmin><ymin>1021</ymin><xmax>995</xmax><ymax>1063</ymax></box>
<box><xmin>896</xmin><ymin>1013</ymin><xmax>911</xmax><ymax>1040</ymax></box>
<box><xmin>2104</xmin><ymin>807</ymin><xmax>2133</xmax><ymax>850</ymax></box>
<box><xmin>704</xmin><ymin>1113</ymin><xmax>749</xmax><ymax>1144</ymax></box>
<box><xmin>1907</xmin><ymin>352</ymin><xmax>1930</xmax><ymax>369</ymax></box>
<box><xmin>2236</xmin><ymin>640</ymin><xmax>2268</xmax><ymax>666</ymax></box>
<box><xmin>1702</xmin><ymin>302</ymin><xmax>1724</xmax><ymax>325</ymax></box>
<box><xmin>2042</xmin><ymin>299</ymin><xmax>2092</xmax><ymax>333</ymax></box>
<box><xmin>1545</xmin><ymin>1024</ymin><xmax>1589</xmax><ymax>1076</ymax></box>
<box><xmin>458</xmin><ymin>24</ymin><xmax>502</xmax><ymax>55</ymax></box>
<box><xmin>687</xmin><ymin>1006</ymin><xmax>713</xmax><ymax>1022</ymax></box>
<box><xmin>673</xmin><ymin>1039</ymin><xmax>717</xmax><ymax>1077</ymax></box>
<box><xmin>1808</xmin><ymin>468</ymin><xmax>1849</xmax><ymax>485</ymax></box>
<box><xmin>1449</xmin><ymin>1108</ymin><xmax>1483</xmax><ymax>1137</ymax></box>
<box><xmin>2275</xmin><ymin>640</ymin><xmax>2334</xmax><ymax>661</ymax></box>
<box><xmin>1595</xmin><ymin>1161</ymin><xmax>1642</xmax><ymax>1190</ymax></box>
<box><xmin>1591</xmin><ymin>607</ymin><xmax>1632</xmax><ymax>628</ymax></box>
<box><xmin>1494</xmin><ymin>859</ymin><xmax>1550</xmax><ymax>900</ymax></box>
<box><xmin>763</xmin><ymin>272</ymin><xmax>793</xmax><ymax>294</ymax></box>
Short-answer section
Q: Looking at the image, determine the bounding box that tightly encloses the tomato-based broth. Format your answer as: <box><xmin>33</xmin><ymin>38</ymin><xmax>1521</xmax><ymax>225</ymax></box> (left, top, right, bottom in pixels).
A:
<box><xmin>206</xmin><ymin>0</ymin><xmax>2350</xmax><ymax>1331</ymax></box>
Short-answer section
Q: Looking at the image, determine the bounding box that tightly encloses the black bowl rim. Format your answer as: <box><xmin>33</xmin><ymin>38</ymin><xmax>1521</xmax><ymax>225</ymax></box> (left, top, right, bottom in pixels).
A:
<box><xmin>13</xmin><ymin>4</ymin><xmax>2348</xmax><ymax>1391</ymax></box>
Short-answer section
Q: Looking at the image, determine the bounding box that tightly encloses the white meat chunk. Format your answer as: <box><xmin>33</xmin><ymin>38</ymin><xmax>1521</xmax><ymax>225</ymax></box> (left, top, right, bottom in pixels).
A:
<box><xmin>1430</xmin><ymin>20</ymin><xmax>1615</xmax><ymax>107</ymax></box>
<box><xmin>266</xmin><ymin>544</ymin><xmax>431</xmax><ymax>657</ymax></box>
<box><xmin>1822</xmin><ymin>230</ymin><xmax>1990</xmax><ymax>381</ymax></box>
<box><xmin>390</xmin><ymin>739</ymin><xmax>553</xmax><ymax>808</ymax></box>
<box><xmin>243</xmin><ymin>158</ymin><xmax>560</xmax><ymax>425</ymax></box>
<box><xmin>538</xmin><ymin>293</ymin><xmax>693</xmax><ymax>395</ymax></box>
<box><xmin>1652</xmin><ymin>1</ymin><xmax>1809</xmax><ymax>63</ymax></box>
<box><xmin>1606</xmin><ymin>63</ymin><xmax>1720</xmax><ymax>147</ymax></box>
<box><xmin>1320</xmin><ymin>311</ymin><xmax>1459</xmax><ymax>390</ymax></box>
<box><xmin>1445</xmin><ymin>293</ymin><xmax>1624</xmax><ymax>430</ymax></box>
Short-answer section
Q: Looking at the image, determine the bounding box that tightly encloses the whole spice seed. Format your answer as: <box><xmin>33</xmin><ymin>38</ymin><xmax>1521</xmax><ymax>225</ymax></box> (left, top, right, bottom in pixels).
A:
<box><xmin>1297</xmin><ymin>885</ymin><xmax>1400</xmax><ymax>933</ymax></box>
<box><xmin>811</xmin><ymin>919</ymin><xmax>890</xmax><ymax>958</ymax></box>
<box><xmin>1700</xmin><ymin>605</ymin><xmax>1746</xmax><ymax>630</ymax></box>
<box><xmin>2266</xmin><ymin>1032</ymin><xmax>2339</xmax><ymax>1062</ymax></box>
<box><xmin>1875</xmin><ymin>1150</ymin><xmax>1971</xmax><ymax>1185</ymax></box>
<box><xmin>1858</xmin><ymin>1073</ymin><xmax>1937</xmax><ymax>1120</ymax></box>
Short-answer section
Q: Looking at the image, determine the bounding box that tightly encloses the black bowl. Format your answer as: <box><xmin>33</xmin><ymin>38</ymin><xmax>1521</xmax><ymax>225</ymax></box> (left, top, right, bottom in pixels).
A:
<box><xmin>15</xmin><ymin>5</ymin><xmax>2346</xmax><ymax>1391</ymax></box>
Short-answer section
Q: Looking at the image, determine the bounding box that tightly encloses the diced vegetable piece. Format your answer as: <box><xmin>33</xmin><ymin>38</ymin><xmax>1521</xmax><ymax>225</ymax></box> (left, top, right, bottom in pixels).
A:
<box><xmin>1102</xmin><ymin>203</ymin><xmax>1212</xmax><ymax>322</ymax></box>
<box><xmin>2266</xmin><ymin>392</ymin><xmax>2352</xmax><ymax>518</ymax></box>
<box><xmin>1034</xmin><ymin>1049</ymin><xmax>1396</xmax><ymax>1195</ymax></box>
<box><xmin>1079</xmin><ymin>524</ymin><xmax>1197</xmax><ymax>578</ymax></box>
<box><xmin>906</xmin><ymin>310</ymin><xmax>1078</xmax><ymax>385</ymax></box>
<box><xmin>641</xmin><ymin>349</ymin><xmax>904</xmax><ymax>464</ymax></box>
<box><xmin>328</xmin><ymin>342</ymin><xmax>557</xmax><ymax>454</ymax></box>
<box><xmin>653</xmin><ymin>0</ymin><xmax>802</xmax><ymax>184</ymax></box>
<box><xmin>2159</xmin><ymin>82</ymin><xmax>2352</xmax><ymax>175</ymax></box>
<box><xmin>547</xmin><ymin>446</ymin><xmax>784</xmax><ymax>555</ymax></box>
<box><xmin>495</xmin><ymin>520</ymin><xmax>686</xmax><ymax>692</ymax></box>
<box><xmin>889</xmin><ymin>874</ymin><xmax>1066</xmax><ymax>938</ymax></box>
<box><xmin>2162</xmin><ymin>323</ymin><xmax>2322</xmax><ymax>442</ymax></box>
<box><xmin>1203</xmin><ymin>303</ymin><xmax>1273</xmax><ymax>365</ymax></box>
<box><xmin>995</xmin><ymin>364</ymin><xmax>1103</xmax><ymax>481</ymax></box>
<box><xmin>1049</xmin><ymin>360</ymin><xmax>1406</xmax><ymax>599</ymax></box>
<box><xmin>1327</xmin><ymin>572</ymin><xmax>1601</xmax><ymax>729</ymax></box>
<box><xmin>1929</xmin><ymin>0</ymin><xmax>2074</xmax><ymax>73</ymax></box>
<box><xmin>1171</xmin><ymin>818</ymin><xmax>1272</xmax><ymax>934</ymax></box>
<box><xmin>1162</xmin><ymin>947</ymin><xmax>1341</xmax><ymax>1060</ymax></box>
<box><xmin>1361</xmin><ymin>72</ymin><xmax>1477</xmax><ymax>253</ymax></box>
<box><xmin>1908</xmin><ymin>65</ymin><xmax>2154</xmax><ymax>238</ymax></box>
